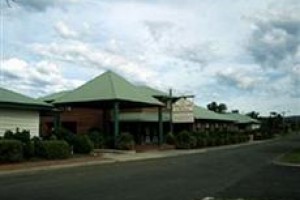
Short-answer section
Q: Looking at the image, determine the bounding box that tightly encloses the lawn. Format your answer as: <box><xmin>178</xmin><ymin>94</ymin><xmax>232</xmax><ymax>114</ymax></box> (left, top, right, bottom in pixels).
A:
<box><xmin>280</xmin><ymin>148</ymin><xmax>300</xmax><ymax>164</ymax></box>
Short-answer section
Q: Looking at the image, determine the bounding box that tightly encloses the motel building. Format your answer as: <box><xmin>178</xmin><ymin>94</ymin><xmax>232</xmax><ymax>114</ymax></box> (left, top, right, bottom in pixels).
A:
<box><xmin>38</xmin><ymin>70</ymin><xmax>260</xmax><ymax>146</ymax></box>
<box><xmin>0</xmin><ymin>87</ymin><xmax>51</xmax><ymax>137</ymax></box>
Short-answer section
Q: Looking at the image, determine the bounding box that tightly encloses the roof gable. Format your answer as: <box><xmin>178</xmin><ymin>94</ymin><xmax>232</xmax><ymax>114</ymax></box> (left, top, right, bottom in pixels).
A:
<box><xmin>55</xmin><ymin>71</ymin><xmax>162</xmax><ymax>106</ymax></box>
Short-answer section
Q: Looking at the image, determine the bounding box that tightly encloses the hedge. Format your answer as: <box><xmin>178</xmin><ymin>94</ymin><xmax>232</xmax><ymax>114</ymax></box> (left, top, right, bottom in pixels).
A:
<box><xmin>73</xmin><ymin>135</ymin><xmax>94</xmax><ymax>154</ymax></box>
<box><xmin>0</xmin><ymin>140</ymin><xmax>23</xmax><ymax>162</ymax></box>
<box><xmin>175</xmin><ymin>131</ymin><xmax>197</xmax><ymax>149</ymax></box>
<box><xmin>116</xmin><ymin>133</ymin><xmax>135</xmax><ymax>150</ymax></box>
<box><xmin>37</xmin><ymin>140</ymin><xmax>70</xmax><ymax>159</ymax></box>
<box><xmin>88</xmin><ymin>129</ymin><xmax>105</xmax><ymax>149</ymax></box>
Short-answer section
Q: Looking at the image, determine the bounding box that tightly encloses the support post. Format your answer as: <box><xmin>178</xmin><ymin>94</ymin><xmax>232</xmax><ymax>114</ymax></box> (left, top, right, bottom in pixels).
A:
<box><xmin>53</xmin><ymin>110</ymin><xmax>61</xmax><ymax>136</ymax></box>
<box><xmin>158</xmin><ymin>106</ymin><xmax>163</xmax><ymax>146</ymax></box>
<box><xmin>113</xmin><ymin>102</ymin><xmax>120</xmax><ymax>148</ymax></box>
<box><xmin>169</xmin><ymin>89</ymin><xmax>173</xmax><ymax>135</ymax></box>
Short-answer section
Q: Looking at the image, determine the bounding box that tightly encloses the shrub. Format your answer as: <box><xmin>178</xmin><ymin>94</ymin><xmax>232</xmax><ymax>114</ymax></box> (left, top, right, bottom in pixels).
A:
<box><xmin>3</xmin><ymin>129</ymin><xmax>34</xmax><ymax>159</ymax></box>
<box><xmin>73</xmin><ymin>134</ymin><xmax>94</xmax><ymax>154</ymax></box>
<box><xmin>14</xmin><ymin>129</ymin><xmax>30</xmax><ymax>143</ymax></box>
<box><xmin>207</xmin><ymin>137</ymin><xmax>216</xmax><ymax>146</ymax></box>
<box><xmin>88</xmin><ymin>129</ymin><xmax>105</xmax><ymax>149</ymax></box>
<box><xmin>175</xmin><ymin>131</ymin><xmax>197</xmax><ymax>149</ymax></box>
<box><xmin>37</xmin><ymin>140</ymin><xmax>70</xmax><ymax>159</ymax></box>
<box><xmin>23</xmin><ymin>141</ymin><xmax>35</xmax><ymax>159</ymax></box>
<box><xmin>192</xmin><ymin>132</ymin><xmax>206</xmax><ymax>148</ymax></box>
<box><xmin>115</xmin><ymin>133</ymin><xmax>135</xmax><ymax>150</ymax></box>
<box><xmin>54</xmin><ymin>127</ymin><xmax>75</xmax><ymax>145</ymax></box>
<box><xmin>165</xmin><ymin>132</ymin><xmax>175</xmax><ymax>145</ymax></box>
<box><xmin>0</xmin><ymin>140</ymin><xmax>23</xmax><ymax>162</ymax></box>
<box><xmin>4</xmin><ymin>130</ymin><xmax>14</xmax><ymax>139</ymax></box>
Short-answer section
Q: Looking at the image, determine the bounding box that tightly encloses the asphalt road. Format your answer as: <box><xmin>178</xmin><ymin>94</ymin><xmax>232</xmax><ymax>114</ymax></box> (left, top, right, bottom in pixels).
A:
<box><xmin>1</xmin><ymin>134</ymin><xmax>300</xmax><ymax>200</ymax></box>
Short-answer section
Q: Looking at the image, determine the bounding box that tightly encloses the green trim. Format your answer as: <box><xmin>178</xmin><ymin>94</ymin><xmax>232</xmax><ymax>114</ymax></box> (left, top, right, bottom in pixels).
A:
<box><xmin>0</xmin><ymin>102</ymin><xmax>52</xmax><ymax>111</ymax></box>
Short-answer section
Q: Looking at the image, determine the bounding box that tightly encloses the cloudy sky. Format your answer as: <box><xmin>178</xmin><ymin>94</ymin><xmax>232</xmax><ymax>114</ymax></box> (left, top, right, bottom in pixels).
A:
<box><xmin>0</xmin><ymin>0</ymin><xmax>299</xmax><ymax>116</ymax></box>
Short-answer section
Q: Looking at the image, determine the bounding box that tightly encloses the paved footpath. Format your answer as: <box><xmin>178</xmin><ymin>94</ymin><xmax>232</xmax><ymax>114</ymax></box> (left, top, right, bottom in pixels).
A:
<box><xmin>0</xmin><ymin>135</ymin><xmax>300</xmax><ymax>200</ymax></box>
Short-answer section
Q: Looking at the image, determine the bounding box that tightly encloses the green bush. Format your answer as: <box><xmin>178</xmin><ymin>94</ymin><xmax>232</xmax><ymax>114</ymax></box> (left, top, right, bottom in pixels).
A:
<box><xmin>207</xmin><ymin>137</ymin><xmax>217</xmax><ymax>146</ymax></box>
<box><xmin>14</xmin><ymin>130</ymin><xmax>30</xmax><ymax>143</ymax></box>
<box><xmin>165</xmin><ymin>132</ymin><xmax>176</xmax><ymax>145</ymax></box>
<box><xmin>175</xmin><ymin>131</ymin><xmax>197</xmax><ymax>149</ymax></box>
<box><xmin>0</xmin><ymin>140</ymin><xmax>23</xmax><ymax>162</ymax></box>
<box><xmin>54</xmin><ymin>127</ymin><xmax>75</xmax><ymax>145</ymax></box>
<box><xmin>88</xmin><ymin>129</ymin><xmax>104</xmax><ymax>149</ymax></box>
<box><xmin>3</xmin><ymin>129</ymin><xmax>34</xmax><ymax>159</ymax></box>
<box><xmin>37</xmin><ymin>140</ymin><xmax>70</xmax><ymax>159</ymax></box>
<box><xmin>73</xmin><ymin>134</ymin><xmax>94</xmax><ymax>154</ymax></box>
<box><xmin>192</xmin><ymin>132</ymin><xmax>206</xmax><ymax>148</ymax></box>
<box><xmin>115</xmin><ymin>133</ymin><xmax>135</xmax><ymax>150</ymax></box>
<box><xmin>23</xmin><ymin>141</ymin><xmax>35</xmax><ymax>159</ymax></box>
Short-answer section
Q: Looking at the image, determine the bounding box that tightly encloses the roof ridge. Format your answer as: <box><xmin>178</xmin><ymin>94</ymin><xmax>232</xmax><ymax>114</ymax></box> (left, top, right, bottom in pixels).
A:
<box><xmin>108</xmin><ymin>71</ymin><xmax>117</xmax><ymax>99</ymax></box>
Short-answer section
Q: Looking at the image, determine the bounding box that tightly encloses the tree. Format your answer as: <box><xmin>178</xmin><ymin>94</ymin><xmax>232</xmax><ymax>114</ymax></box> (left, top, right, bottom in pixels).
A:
<box><xmin>217</xmin><ymin>103</ymin><xmax>227</xmax><ymax>113</ymax></box>
<box><xmin>207</xmin><ymin>101</ymin><xmax>218</xmax><ymax>112</ymax></box>
<box><xmin>207</xmin><ymin>102</ymin><xmax>227</xmax><ymax>113</ymax></box>
<box><xmin>246</xmin><ymin>111</ymin><xmax>260</xmax><ymax>119</ymax></box>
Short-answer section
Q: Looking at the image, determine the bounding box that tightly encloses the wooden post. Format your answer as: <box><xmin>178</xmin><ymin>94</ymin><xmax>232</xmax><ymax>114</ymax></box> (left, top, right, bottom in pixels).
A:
<box><xmin>113</xmin><ymin>102</ymin><xmax>119</xmax><ymax>148</ymax></box>
<box><xmin>158</xmin><ymin>106</ymin><xmax>163</xmax><ymax>145</ymax></box>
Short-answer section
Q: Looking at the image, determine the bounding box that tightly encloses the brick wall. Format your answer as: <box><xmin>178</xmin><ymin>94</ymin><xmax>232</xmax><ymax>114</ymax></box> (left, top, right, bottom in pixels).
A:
<box><xmin>41</xmin><ymin>107</ymin><xmax>104</xmax><ymax>135</ymax></box>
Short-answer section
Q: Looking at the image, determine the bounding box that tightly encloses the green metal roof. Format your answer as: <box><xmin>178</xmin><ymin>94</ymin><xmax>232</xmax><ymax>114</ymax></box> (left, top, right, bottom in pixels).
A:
<box><xmin>138</xmin><ymin>85</ymin><xmax>167</xmax><ymax>97</ymax></box>
<box><xmin>0</xmin><ymin>87</ymin><xmax>51</xmax><ymax>110</ymax></box>
<box><xmin>54</xmin><ymin>71</ymin><xmax>163</xmax><ymax>106</ymax></box>
<box><xmin>193</xmin><ymin>106</ymin><xmax>235</xmax><ymax>122</ymax></box>
<box><xmin>224</xmin><ymin>113</ymin><xmax>260</xmax><ymax>124</ymax></box>
<box><xmin>118</xmin><ymin>112</ymin><xmax>169</xmax><ymax>122</ymax></box>
<box><xmin>39</xmin><ymin>90</ymin><xmax>70</xmax><ymax>103</ymax></box>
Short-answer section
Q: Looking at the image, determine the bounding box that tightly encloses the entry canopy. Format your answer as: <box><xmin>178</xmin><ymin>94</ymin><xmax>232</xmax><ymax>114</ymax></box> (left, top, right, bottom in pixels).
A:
<box><xmin>54</xmin><ymin>71</ymin><xmax>163</xmax><ymax>108</ymax></box>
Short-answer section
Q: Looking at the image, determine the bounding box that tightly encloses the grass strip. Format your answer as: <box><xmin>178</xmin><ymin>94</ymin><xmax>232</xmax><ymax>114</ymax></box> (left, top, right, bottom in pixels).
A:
<box><xmin>280</xmin><ymin>148</ymin><xmax>300</xmax><ymax>164</ymax></box>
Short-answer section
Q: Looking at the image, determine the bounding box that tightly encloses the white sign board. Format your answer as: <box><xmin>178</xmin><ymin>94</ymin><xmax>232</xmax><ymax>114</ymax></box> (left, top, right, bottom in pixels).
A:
<box><xmin>172</xmin><ymin>98</ymin><xmax>194</xmax><ymax>123</ymax></box>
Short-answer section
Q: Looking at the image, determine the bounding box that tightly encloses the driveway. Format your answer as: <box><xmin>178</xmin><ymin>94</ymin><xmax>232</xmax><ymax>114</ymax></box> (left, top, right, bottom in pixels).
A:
<box><xmin>1</xmin><ymin>134</ymin><xmax>300</xmax><ymax>200</ymax></box>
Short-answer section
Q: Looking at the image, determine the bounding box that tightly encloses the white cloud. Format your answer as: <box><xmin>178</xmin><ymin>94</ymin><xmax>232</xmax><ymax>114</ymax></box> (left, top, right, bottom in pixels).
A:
<box><xmin>216</xmin><ymin>65</ymin><xmax>265</xmax><ymax>90</ymax></box>
<box><xmin>32</xmin><ymin>41</ymin><xmax>158</xmax><ymax>85</ymax></box>
<box><xmin>2</xmin><ymin>0</ymin><xmax>300</xmax><ymax>115</ymax></box>
<box><xmin>1</xmin><ymin>58</ymin><xmax>83</xmax><ymax>97</ymax></box>
<box><xmin>15</xmin><ymin>0</ymin><xmax>80</xmax><ymax>11</ymax></box>
<box><xmin>54</xmin><ymin>21</ymin><xmax>78</xmax><ymax>39</ymax></box>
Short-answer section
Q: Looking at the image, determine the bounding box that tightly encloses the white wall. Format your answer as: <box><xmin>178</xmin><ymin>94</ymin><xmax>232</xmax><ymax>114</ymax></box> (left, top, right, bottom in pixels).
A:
<box><xmin>0</xmin><ymin>108</ymin><xmax>40</xmax><ymax>137</ymax></box>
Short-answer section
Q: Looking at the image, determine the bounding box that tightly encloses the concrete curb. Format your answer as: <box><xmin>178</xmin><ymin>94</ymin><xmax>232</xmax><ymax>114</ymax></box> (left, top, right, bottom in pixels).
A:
<box><xmin>0</xmin><ymin>159</ymin><xmax>116</xmax><ymax>176</ymax></box>
<box><xmin>273</xmin><ymin>154</ymin><xmax>300</xmax><ymax>168</ymax></box>
<box><xmin>0</xmin><ymin>139</ymin><xmax>273</xmax><ymax>176</ymax></box>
